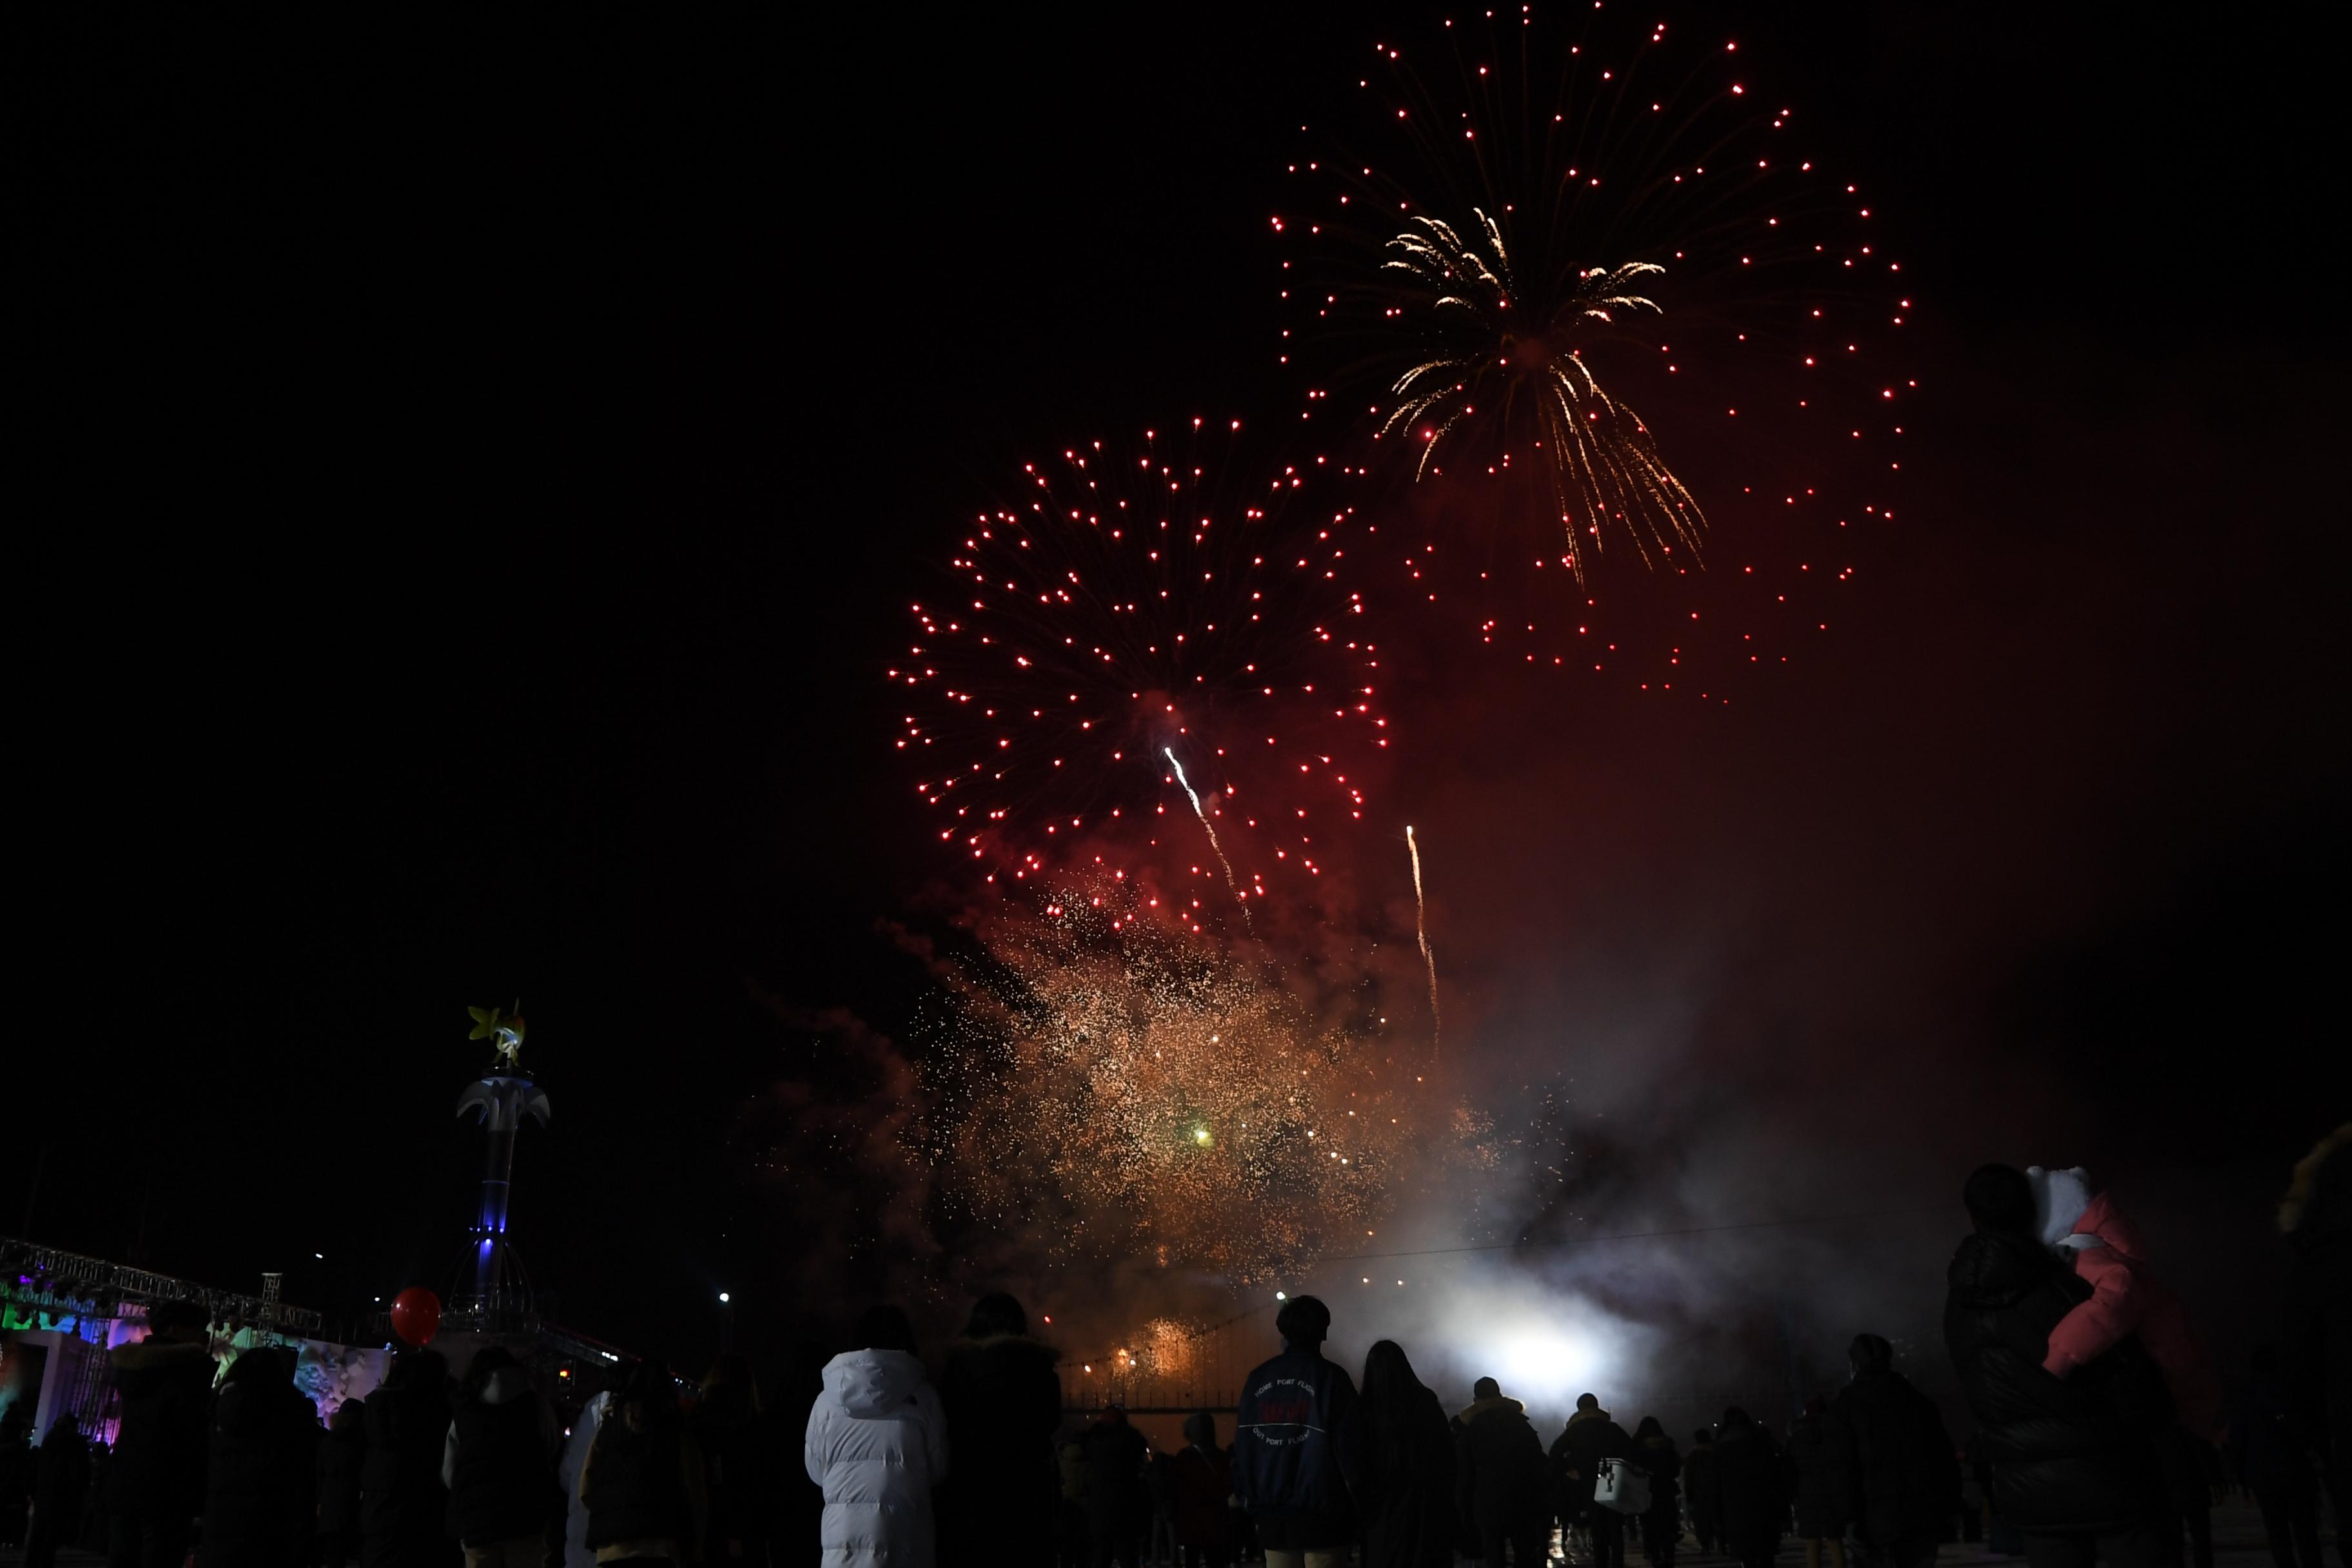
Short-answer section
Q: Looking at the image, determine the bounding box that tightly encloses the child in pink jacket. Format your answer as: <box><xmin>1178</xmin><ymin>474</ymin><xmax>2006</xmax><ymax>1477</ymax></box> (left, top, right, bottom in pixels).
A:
<box><xmin>2029</xmin><ymin>1166</ymin><xmax>2222</xmax><ymax>1439</ymax></box>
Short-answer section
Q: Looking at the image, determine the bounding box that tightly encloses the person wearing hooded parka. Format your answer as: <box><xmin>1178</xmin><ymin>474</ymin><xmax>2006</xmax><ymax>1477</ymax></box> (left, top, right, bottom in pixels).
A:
<box><xmin>1943</xmin><ymin>1162</ymin><xmax>2170</xmax><ymax>1568</ymax></box>
<box><xmin>804</xmin><ymin>1305</ymin><xmax>948</xmax><ymax>1568</ymax></box>
<box><xmin>934</xmin><ymin>1292</ymin><xmax>1061</xmax><ymax>1565</ymax></box>
<box><xmin>1629</xmin><ymin>1417</ymin><xmax>1683</xmax><ymax>1568</ymax></box>
<box><xmin>1551</xmin><ymin>1393</ymin><xmax>1632</xmax><ymax>1568</ymax></box>
<box><xmin>1454</xmin><ymin>1377</ymin><xmax>1548</xmax><ymax>1568</ymax></box>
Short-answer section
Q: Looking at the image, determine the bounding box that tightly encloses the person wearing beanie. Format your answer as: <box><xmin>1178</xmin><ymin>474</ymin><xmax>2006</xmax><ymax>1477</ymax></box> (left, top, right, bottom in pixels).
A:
<box><xmin>1233</xmin><ymin>1295</ymin><xmax>1358</xmax><ymax>1566</ymax></box>
<box><xmin>1944</xmin><ymin>1162</ymin><xmax>2169</xmax><ymax>1568</ymax></box>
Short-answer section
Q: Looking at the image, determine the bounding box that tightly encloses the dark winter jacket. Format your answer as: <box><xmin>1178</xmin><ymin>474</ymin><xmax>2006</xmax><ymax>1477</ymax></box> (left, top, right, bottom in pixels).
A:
<box><xmin>1551</xmin><ymin>1407</ymin><xmax>1632</xmax><ymax>1516</ymax></box>
<box><xmin>109</xmin><ymin>1335</ymin><xmax>215</xmax><ymax>1520</ymax></box>
<box><xmin>1632</xmin><ymin>1435</ymin><xmax>1681</xmax><ymax>1513</ymax></box>
<box><xmin>0</xmin><ymin>1425</ymin><xmax>32</xmax><ymax>1540</ymax></box>
<box><xmin>1169</xmin><ymin>1433</ymin><xmax>1233</xmax><ymax>1550</ymax></box>
<box><xmin>2226</xmin><ymin>1370</ymin><xmax>2320</xmax><ymax>1498</ymax></box>
<box><xmin>935</xmin><ymin>1333</ymin><xmax>1063</xmax><ymax>1557</ymax></box>
<box><xmin>1234</xmin><ymin>1344</ymin><xmax>1359</xmax><ymax>1549</ymax></box>
<box><xmin>1683</xmin><ymin>1440</ymin><xmax>1720</xmax><ymax>1533</ymax></box>
<box><xmin>1828</xmin><ymin>1367</ymin><xmax>1959</xmax><ymax>1550</ymax></box>
<box><xmin>1339</xmin><ymin>1383</ymin><xmax>1455</xmax><ymax>1568</ymax></box>
<box><xmin>360</xmin><ymin>1366</ymin><xmax>457</xmax><ymax>1568</ymax></box>
<box><xmin>317</xmin><ymin>1407</ymin><xmax>366</xmax><ymax>1534</ymax></box>
<box><xmin>1453</xmin><ymin>1396</ymin><xmax>1548</xmax><ymax>1542</ymax></box>
<box><xmin>2278</xmin><ymin>1125</ymin><xmax>2349</xmax><ymax>1526</ymax></box>
<box><xmin>445</xmin><ymin>1375</ymin><xmax>557</xmax><ymax>1546</ymax></box>
<box><xmin>1785</xmin><ymin>1413</ymin><xmax>1847</xmax><ymax>1538</ymax></box>
<box><xmin>201</xmin><ymin>1351</ymin><xmax>320</xmax><ymax>1568</ymax></box>
<box><xmin>1944</xmin><ymin>1228</ymin><xmax>2169</xmax><ymax>1533</ymax></box>
<box><xmin>34</xmin><ymin>1426</ymin><xmax>92</xmax><ymax>1538</ymax></box>
<box><xmin>582</xmin><ymin>1400</ymin><xmax>703</xmax><ymax>1558</ymax></box>
<box><xmin>1079</xmin><ymin>1415</ymin><xmax>1149</xmax><ymax>1532</ymax></box>
<box><xmin>1709</xmin><ymin>1418</ymin><xmax>1787</xmax><ymax>1550</ymax></box>
<box><xmin>687</xmin><ymin>1384</ymin><xmax>769</xmax><ymax>1564</ymax></box>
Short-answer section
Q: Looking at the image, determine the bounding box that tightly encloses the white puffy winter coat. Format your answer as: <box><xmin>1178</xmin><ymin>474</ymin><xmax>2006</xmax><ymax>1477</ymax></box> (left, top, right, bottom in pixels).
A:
<box><xmin>804</xmin><ymin>1348</ymin><xmax>950</xmax><ymax>1568</ymax></box>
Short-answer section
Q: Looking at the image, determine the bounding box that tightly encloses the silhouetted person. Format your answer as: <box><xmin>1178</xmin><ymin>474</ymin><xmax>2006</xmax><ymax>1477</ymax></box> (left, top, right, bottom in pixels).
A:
<box><xmin>202</xmin><ymin>1347</ymin><xmax>320</xmax><ymax>1568</ymax></box>
<box><xmin>0</xmin><ymin>1407</ymin><xmax>32</xmax><ymax>1549</ymax></box>
<box><xmin>1629</xmin><ymin>1418</ymin><xmax>1681</xmax><ymax>1568</ymax></box>
<box><xmin>1553</xmin><ymin>1391</ymin><xmax>1634</xmax><ymax>1568</ymax></box>
<box><xmin>1233</xmin><ymin>1294</ymin><xmax>1358</xmax><ymax>1568</ymax></box>
<box><xmin>109</xmin><ymin>1299</ymin><xmax>216</xmax><ymax>1568</ymax></box>
<box><xmin>1709</xmin><ymin>1408</ymin><xmax>1785</xmax><ymax>1568</ymax></box>
<box><xmin>1788</xmin><ymin>1397</ymin><xmax>1848</xmax><ymax>1568</ymax></box>
<box><xmin>1683</xmin><ymin>1429</ymin><xmax>1720</xmax><ymax>1554</ymax></box>
<box><xmin>1337</xmin><ymin>1340</ymin><xmax>1454</xmax><ymax>1568</ymax></box>
<box><xmin>2228</xmin><ymin>1344</ymin><xmax>2324</xmax><ymax>1568</ymax></box>
<box><xmin>317</xmin><ymin>1401</ymin><xmax>367</xmax><ymax>1568</ymax></box>
<box><xmin>1055</xmin><ymin>1423</ymin><xmax>1090</xmax><ymax>1568</ymax></box>
<box><xmin>1827</xmin><ymin>1334</ymin><xmax>1957</xmax><ymax>1568</ymax></box>
<box><xmin>771</xmin><ymin>1340</ymin><xmax>828</xmax><ymax>1568</ymax></box>
<box><xmin>441</xmin><ymin>1346</ymin><xmax>560</xmax><ymax>1568</ymax></box>
<box><xmin>2028</xmin><ymin>1166</ymin><xmax>2222</xmax><ymax>1568</ymax></box>
<box><xmin>802</xmin><ymin>1306</ymin><xmax>942</xmax><ymax>1568</ymax></box>
<box><xmin>585</xmin><ymin>1357</ymin><xmax>705</xmax><ymax>1567</ymax></box>
<box><xmin>936</xmin><ymin>1291</ymin><xmax>1063</xmax><ymax>1567</ymax></box>
<box><xmin>553</xmin><ymin>1389</ymin><xmax>609</xmax><ymax>1568</ymax></box>
<box><xmin>2277</xmin><ymin>1124</ymin><xmax>2349</xmax><ymax>1566</ymax></box>
<box><xmin>361</xmin><ymin>1346</ymin><xmax>457</xmax><ymax>1568</ymax></box>
<box><xmin>1453</xmin><ymin>1377</ymin><xmax>1547</xmax><ymax>1568</ymax></box>
<box><xmin>1169</xmin><ymin>1411</ymin><xmax>1235</xmax><ymax>1568</ymax></box>
<box><xmin>27</xmin><ymin>1412</ymin><xmax>92</xmax><ymax>1568</ymax></box>
<box><xmin>1945</xmin><ymin>1162</ymin><xmax>2170</xmax><ymax>1568</ymax></box>
<box><xmin>1081</xmin><ymin>1406</ymin><xmax>1149</xmax><ymax>1568</ymax></box>
<box><xmin>692</xmin><ymin>1353</ymin><xmax>770</xmax><ymax>1568</ymax></box>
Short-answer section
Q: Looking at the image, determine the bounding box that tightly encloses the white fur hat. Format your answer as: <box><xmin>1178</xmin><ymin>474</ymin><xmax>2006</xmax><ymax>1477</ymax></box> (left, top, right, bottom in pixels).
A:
<box><xmin>2027</xmin><ymin>1165</ymin><xmax>2095</xmax><ymax>1248</ymax></box>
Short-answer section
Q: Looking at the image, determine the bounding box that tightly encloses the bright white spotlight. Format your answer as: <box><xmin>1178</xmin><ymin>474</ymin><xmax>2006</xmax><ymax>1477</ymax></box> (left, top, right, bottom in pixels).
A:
<box><xmin>1493</xmin><ymin>1327</ymin><xmax>1598</xmax><ymax>1407</ymax></box>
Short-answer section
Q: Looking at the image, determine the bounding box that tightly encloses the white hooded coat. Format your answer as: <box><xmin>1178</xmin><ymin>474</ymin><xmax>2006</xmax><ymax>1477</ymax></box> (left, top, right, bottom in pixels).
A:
<box><xmin>805</xmin><ymin>1348</ymin><xmax>950</xmax><ymax>1568</ymax></box>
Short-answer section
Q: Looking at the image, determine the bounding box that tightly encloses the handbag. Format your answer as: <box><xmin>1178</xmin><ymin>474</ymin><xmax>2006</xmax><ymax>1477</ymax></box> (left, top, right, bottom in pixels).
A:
<box><xmin>1596</xmin><ymin>1454</ymin><xmax>1652</xmax><ymax>1514</ymax></box>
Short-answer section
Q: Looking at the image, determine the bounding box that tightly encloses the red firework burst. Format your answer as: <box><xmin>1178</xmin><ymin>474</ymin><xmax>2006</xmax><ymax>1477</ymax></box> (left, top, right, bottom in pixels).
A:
<box><xmin>893</xmin><ymin>422</ymin><xmax>1392</xmax><ymax>896</ymax></box>
<box><xmin>1277</xmin><ymin>7</ymin><xmax>1914</xmax><ymax>699</ymax></box>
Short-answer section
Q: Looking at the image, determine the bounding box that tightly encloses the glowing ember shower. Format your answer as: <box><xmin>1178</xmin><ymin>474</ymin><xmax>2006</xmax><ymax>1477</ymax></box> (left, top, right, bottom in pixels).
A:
<box><xmin>1167</xmin><ymin>745</ymin><xmax>1248</xmax><ymax>925</ymax></box>
<box><xmin>1407</xmin><ymin>824</ymin><xmax>1440</xmax><ymax>1049</ymax></box>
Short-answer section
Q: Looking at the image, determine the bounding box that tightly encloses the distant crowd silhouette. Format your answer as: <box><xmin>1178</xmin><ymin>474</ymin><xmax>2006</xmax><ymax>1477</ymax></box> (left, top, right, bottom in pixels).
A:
<box><xmin>0</xmin><ymin>1151</ymin><xmax>2340</xmax><ymax>1568</ymax></box>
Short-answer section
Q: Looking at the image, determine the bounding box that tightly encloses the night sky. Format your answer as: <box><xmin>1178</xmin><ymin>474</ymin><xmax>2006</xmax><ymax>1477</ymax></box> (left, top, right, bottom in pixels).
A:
<box><xmin>24</xmin><ymin>6</ymin><xmax>2346</xmax><ymax>1380</ymax></box>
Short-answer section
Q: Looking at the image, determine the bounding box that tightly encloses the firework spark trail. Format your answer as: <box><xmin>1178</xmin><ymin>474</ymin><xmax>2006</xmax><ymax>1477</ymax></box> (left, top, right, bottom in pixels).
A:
<box><xmin>1407</xmin><ymin>825</ymin><xmax>1440</xmax><ymax>1050</ymax></box>
<box><xmin>1165</xmin><ymin>747</ymin><xmax>1250</xmax><ymax>927</ymax></box>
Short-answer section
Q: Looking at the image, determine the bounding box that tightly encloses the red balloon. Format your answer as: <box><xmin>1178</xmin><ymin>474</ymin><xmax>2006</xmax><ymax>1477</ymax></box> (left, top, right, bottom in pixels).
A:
<box><xmin>389</xmin><ymin>1288</ymin><xmax>442</xmax><ymax>1347</ymax></box>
